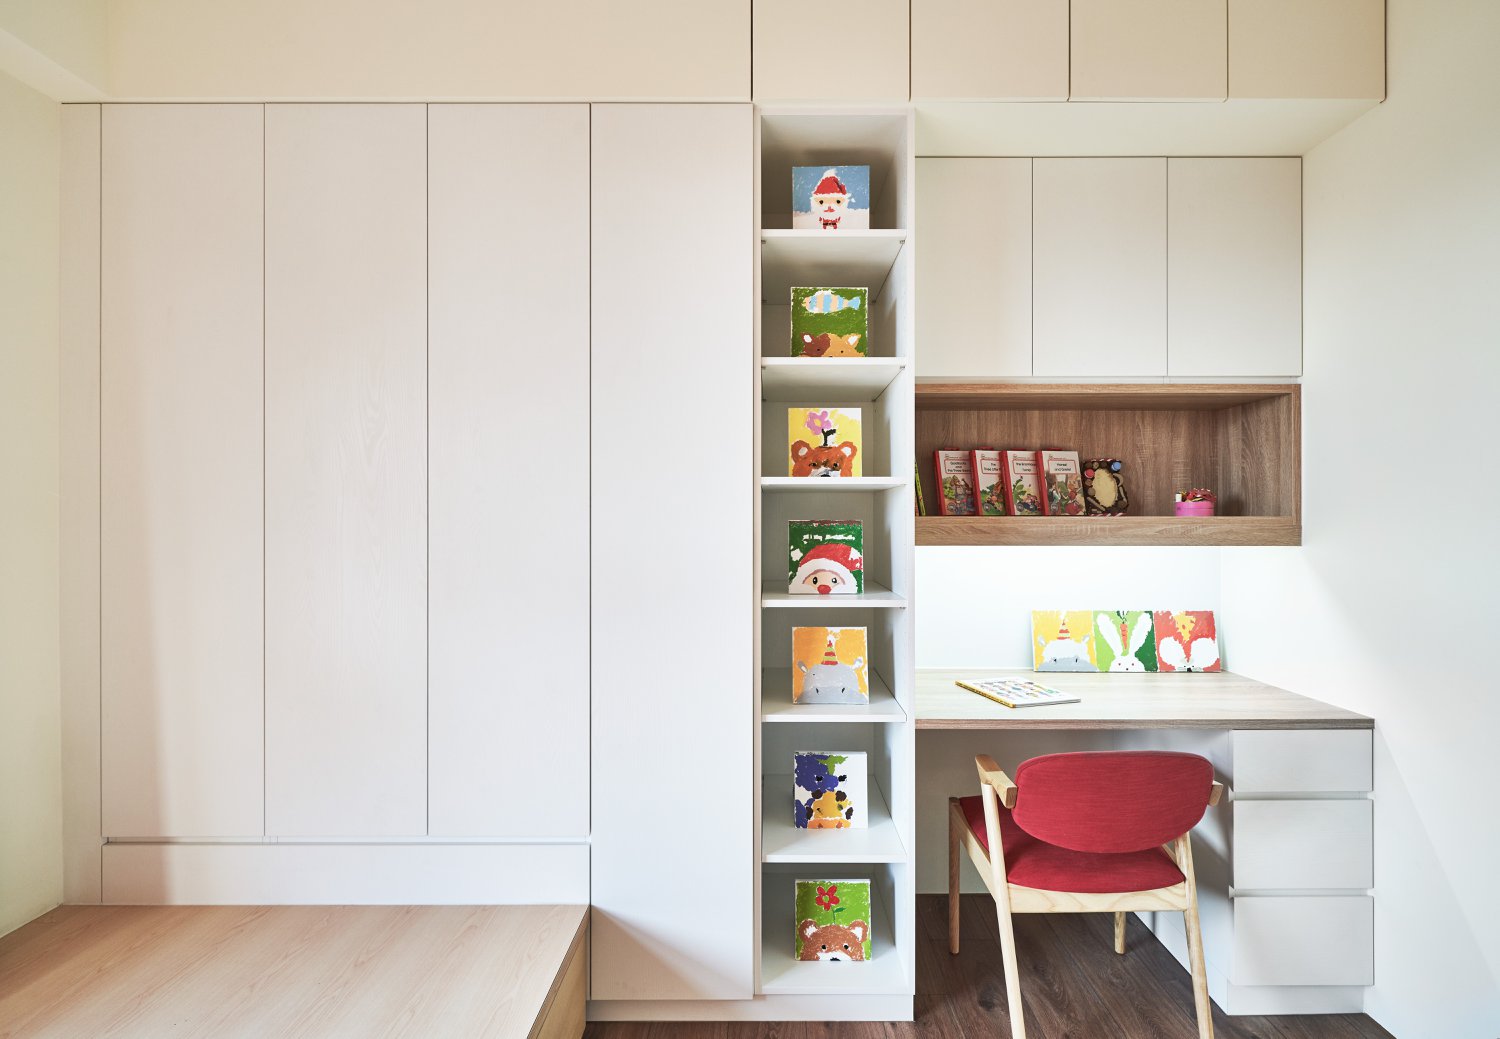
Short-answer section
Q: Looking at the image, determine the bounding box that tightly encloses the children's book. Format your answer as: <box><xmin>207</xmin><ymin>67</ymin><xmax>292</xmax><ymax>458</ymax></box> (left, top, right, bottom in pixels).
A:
<box><xmin>1037</xmin><ymin>450</ymin><xmax>1086</xmax><ymax>516</ymax></box>
<box><xmin>788</xmin><ymin>407</ymin><xmax>862</xmax><ymax>477</ymax></box>
<box><xmin>792</xmin><ymin>627</ymin><xmax>869</xmax><ymax>704</ymax></box>
<box><xmin>794</xmin><ymin>751</ymin><xmax>868</xmax><ymax>829</ymax></box>
<box><xmin>955</xmin><ymin>678</ymin><xmax>1080</xmax><ymax>709</ymax></box>
<box><xmin>1001</xmin><ymin>450</ymin><xmax>1044</xmax><ymax>516</ymax></box>
<box><xmin>971</xmin><ymin>449</ymin><xmax>1006</xmax><ymax>517</ymax></box>
<box><xmin>1094</xmin><ymin>610</ymin><xmax>1158</xmax><ymax>672</ymax></box>
<box><xmin>792</xmin><ymin>166</ymin><xmax>871</xmax><ymax>232</ymax></box>
<box><xmin>1083</xmin><ymin>458</ymin><xmax>1129</xmax><ymax>515</ymax></box>
<box><xmin>791</xmin><ymin>286</ymin><xmax>868</xmax><ymax>357</ymax></box>
<box><xmin>914</xmin><ymin>461</ymin><xmax>927</xmax><ymax>516</ymax></box>
<box><xmin>933</xmin><ymin>450</ymin><xmax>977</xmax><ymax>516</ymax></box>
<box><xmin>1153</xmin><ymin>610</ymin><xmax>1222</xmax><ymax>672</ymax></box>
<box><xmin>1031</xmin><ymin>610</ymin><xmax>1098</xmax><ymax>672</ymax></box>
<box><xmin>788</xmin><ymin>520</ymin><xmax>864</xmax><ymax>595</ymax></box>
<box><xmin>795</xmin><ymin>879</ymin><xmax>872</xmax><ymax>961</ymax></box>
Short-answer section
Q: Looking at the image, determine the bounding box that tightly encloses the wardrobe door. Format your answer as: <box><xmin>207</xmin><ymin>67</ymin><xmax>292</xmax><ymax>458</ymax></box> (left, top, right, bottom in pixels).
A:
<box><xmin>100</xmin><ymin>104</ymin><xmax>265</xmax><ymax>838</ymax></box>
<box><xmin>590</xmin><ymin>104</ymin><xmax>755</xmax><ymax>1001</ymax></box>
<box><xmin>427</xmin><ymin>104</ymin><xmax>591</xmax><ymax>838</ymax></box>
<box><xmin>264</xmin><ymin>104</ymin><xmax>427</xmax><ymax>837</ymax></box>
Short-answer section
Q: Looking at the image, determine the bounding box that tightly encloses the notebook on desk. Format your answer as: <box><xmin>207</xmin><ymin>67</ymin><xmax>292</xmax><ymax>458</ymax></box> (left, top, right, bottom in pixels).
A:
<box><xmin>955</xmin><ymin>678</ymin><xmax>1079</xmax><ymax>709</ymax></box>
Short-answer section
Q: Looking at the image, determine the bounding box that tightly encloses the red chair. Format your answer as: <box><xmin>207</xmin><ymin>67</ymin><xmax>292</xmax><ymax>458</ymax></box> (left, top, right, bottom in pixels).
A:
<box><xmin>948</xmin><ymin>751</ymin><xmax>1224</xmax><ymax>1039</ymax></box>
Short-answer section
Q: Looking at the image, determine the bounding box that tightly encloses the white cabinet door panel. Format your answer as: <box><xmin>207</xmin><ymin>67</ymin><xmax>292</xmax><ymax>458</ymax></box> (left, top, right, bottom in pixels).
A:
<box><xmin>1233</xmin><ymin>896</ymin><xmax>1373</xmax><ymax>986</ymax></box>
<box><xmin>1071</xmin><ymin>0</ymin><xmax>1227</xmax><ymax>100</ymax></box>
<box><xmin>1168</xmin><ymin>158</ymin><xmax>1301</xmax><ymax>377</ymax></box>
<box><xmin>264</xmin><ymin>104</ymin><xmax>427</xmax><ymax>837</ymax></box>
<box><xmin>1229</xmin><ymin>0</ymin><xmax>1385</xmax><ymax>100</ymax></box>
<box><xmin>590</xmin><ymin>103</ymin><xmax>754</xmax><ymax>1001</ymax></box>
<box><xmin>912</xmin><ymin>0</ymin><xmax>1069</xmax><ymax>101</ymax></box>
<box><xmin>1233</xmin><ymin>800</ymin><xmax>1372</xmax><ymax>890</ymax></box>
<box><xmin>101</xmin><ymin>103</ymin><xmax>265</xmax><ymax>838</ymax></box>
<box><xmin>1232</xmin><ymin>730</ymin><xmax>1372</xmax><ymax>794</ymax></box>
<box><xmin>428</xmin><ymin>104</ymin><xmax>591</xmax><ymax>838</ymax></box>
<box><xmin>917</xmin><ymin>158</ymin><xmax>1031</xmax><ymax>378</ymax></box>
<box><xmin>1033</xmin><ymin>158</ymin><xmax>1166</xmax><ymax>377</ymax></box>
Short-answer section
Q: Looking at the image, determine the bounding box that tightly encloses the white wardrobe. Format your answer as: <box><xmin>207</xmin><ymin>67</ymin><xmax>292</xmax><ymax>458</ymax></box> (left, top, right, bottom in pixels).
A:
<box><xmin>69</xmin><ymin>101</ymin><xmax>753</xmax><ymax>1002</ymax></box>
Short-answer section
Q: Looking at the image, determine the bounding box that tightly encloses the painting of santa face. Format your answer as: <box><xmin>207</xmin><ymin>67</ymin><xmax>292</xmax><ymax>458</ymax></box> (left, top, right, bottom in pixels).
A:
<box><xmin>812</xmin><ymin>190</ymin><xmax>848</xmax><ymax>224</ymax></box>
<box><xmin>796</xmin><ymin>568</ymin><xmax>847</xmax><ymax>594</ymax></box>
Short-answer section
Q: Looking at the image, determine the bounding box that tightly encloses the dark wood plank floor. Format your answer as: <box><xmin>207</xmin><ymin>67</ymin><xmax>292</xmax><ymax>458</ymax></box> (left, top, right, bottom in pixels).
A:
<box><xmin>585</xmin><ymin>895</ymin><xmax>1393</xmax><ymax>1039</ymax></box>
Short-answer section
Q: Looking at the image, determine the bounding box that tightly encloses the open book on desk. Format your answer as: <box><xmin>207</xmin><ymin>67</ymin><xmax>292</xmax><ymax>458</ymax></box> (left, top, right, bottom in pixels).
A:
<box><xmin>955</xmin><ymin>678</ymin><xmax>1080</xmax><ymax>709</ymax></box>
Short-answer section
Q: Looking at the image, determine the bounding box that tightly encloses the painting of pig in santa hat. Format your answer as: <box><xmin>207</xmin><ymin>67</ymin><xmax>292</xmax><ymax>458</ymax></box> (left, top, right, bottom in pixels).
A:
<box><xmin>792</xmin><ymin>165</ymin><xmax>871</xmax><ymax>231</ymax></box>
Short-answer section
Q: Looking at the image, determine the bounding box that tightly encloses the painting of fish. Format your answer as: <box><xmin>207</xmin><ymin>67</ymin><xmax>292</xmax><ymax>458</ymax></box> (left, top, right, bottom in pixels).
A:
<box><xmin>802</xmin><ymin>290</ymin><xmax>862</xmax><ymax>314</ymax></box>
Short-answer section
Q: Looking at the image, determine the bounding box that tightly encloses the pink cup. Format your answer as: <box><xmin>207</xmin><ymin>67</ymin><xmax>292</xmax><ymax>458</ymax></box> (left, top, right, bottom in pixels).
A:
<box><xmin>1175</xmin><ymin>500</ymin><xmax>1215</xmax><ymax>517</ymax></box>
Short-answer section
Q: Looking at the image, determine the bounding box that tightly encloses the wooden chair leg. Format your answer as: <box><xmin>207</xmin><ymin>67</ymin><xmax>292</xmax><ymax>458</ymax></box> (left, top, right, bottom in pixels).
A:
<box><xmin>1176</xmin><ymin>835</ymin><xmax>1215</xmax><ymax>1039</ymax></box>
<box><xmin>948</xmin><ymin>798</ymin><xmax>961</xmax><ymax>955</ymax></box>
<box><xmin>1113</xmin><ymin>911</ymin><xmax>1127</xmax><ymax>955</ymax></box>
<box><xmin>994</xmin><ymin>897</ymin><xmax>1027</xmax><ymax>1039</ymax></box>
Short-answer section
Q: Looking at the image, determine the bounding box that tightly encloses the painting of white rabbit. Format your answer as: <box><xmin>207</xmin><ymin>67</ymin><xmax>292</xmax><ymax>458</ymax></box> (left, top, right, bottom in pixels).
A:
<box><xmin>1096</xmin><ymin>610</ymin><xmax>1158</xmax><ymax>672</ymax></box>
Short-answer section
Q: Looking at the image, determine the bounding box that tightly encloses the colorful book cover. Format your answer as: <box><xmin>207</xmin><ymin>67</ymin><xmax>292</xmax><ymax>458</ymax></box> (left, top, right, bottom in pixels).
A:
<box><xmin>791</xmin><ymin>286</ymin><xmax>868</xmax><ymax>357</ymax></box>
<box><xmin>788</xmin><ymin>407</ymin><xmax>862</xmax><ymax>478</ymax></box>
<box><xmin>793</xmin><ymin>750</ymin><xmax>868</xmax><ymax>829</ymax></box>
<box><xmin>1154</xmin><ymin>610</ymin><xmax>1222</xmax><ymax>672</ymax></box>
<box><xmin>1093</xmin><ymin>610</ymin><xmax>1158</xmax><ymax>672</ymax></box>
<box><xmin>914</xmin><ymin>461</ymin><xmax>927</xmax><ymax>516</ymax></box>
<box><xmin>788</xmin><ymin>520</ymin><xmax>864</xmax><ymax>595</ymax></box>
<box><xmin>795</xmin><ymin>879</ymin><xmax>872</xmax><ymax>961</ymax></box>
<box><xmin>1037</xmin><ymin>450</ymin><xmax>1086</xmax><ymax>516</ymax></box>
<box><xmin>791</xmin><ymin>165</ymin><xmax>871</xmax><ymax>231</ymax></box>
<box><xmin>933</xmin><ymin>450</ymin><xmax>977</xmax><ymax>516</ymax></box>
<box><xmin>1031</xmin><ymin>610</ymin><xmax>1098</xmax><ymax>672</ymax></box>
<box><xmin>971</xmin><ymin>449</ymin><xmax>1005</xmax><ymax>516</ymax></box>
<box><xmin>1001</xmin><ymin>450</ymin><xmax>1044</xmax><ymax>516</ymax></box>
<box><xmin>792</xmin><ymin>626</ymin><xmax>870</xmax><ymax>704</ymax></box>
<box><xmin>1083</xmin><ymin>459</ymin><xmax>1130</xmax><ymax>516</ymax></box>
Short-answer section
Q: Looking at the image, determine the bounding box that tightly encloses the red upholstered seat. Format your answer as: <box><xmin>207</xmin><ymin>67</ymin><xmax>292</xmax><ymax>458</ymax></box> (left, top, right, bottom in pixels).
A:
<box><xmin>958</xmin><ymin>795</ymin><xmax>1185</xmax><ymax>894</ymax></box>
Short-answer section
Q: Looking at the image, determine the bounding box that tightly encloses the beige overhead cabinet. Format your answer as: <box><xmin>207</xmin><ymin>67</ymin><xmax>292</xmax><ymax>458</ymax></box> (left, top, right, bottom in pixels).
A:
<box><xmin>911</xmin><ymin>0</ymin><xmax>1069</xmax><ymax>101</ymax></box>
<box><xmin>754</xmin><ymin>0</ymin><xmax>909</xmax><ymax>101</ymax></box>
<box><xmin>1070</xmin><ymin>0</ymin><xmax>1227</xmax><ymax>101</ymax></box>
<box><xmin>1229</xmin><ymin>0</ymin><xmax>1386</xmax><ymax>99</ymax></box>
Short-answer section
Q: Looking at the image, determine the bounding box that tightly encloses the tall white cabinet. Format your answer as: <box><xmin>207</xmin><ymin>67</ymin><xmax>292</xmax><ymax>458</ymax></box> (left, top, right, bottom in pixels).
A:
<box><xmin>100</xmin><ymin>104</ymin><xmax>266</xmax><ymax>839</ymax></box>
<box><xmin>263</xmin><ymin>104</ymin><xmax>429</xmax><ymax>837</ymax></box>
<box><xmin>589</xmin><ymin>103</ymin><xmax>756</xmax><ymax>1003</ymax></box>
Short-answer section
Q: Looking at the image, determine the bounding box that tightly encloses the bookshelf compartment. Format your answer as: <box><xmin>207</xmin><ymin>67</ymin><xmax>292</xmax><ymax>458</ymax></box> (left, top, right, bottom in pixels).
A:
<box><xmin>759</xmin><ymin>865</ymin><xmax>910</xmax><ymax>995</ymax></box>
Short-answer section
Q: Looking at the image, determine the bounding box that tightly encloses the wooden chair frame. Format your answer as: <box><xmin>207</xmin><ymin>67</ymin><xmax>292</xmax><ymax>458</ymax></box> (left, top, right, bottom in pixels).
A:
<box><xmin>948</xmin><ymin>754</ymin><xmax>1225</xmax><ymax>1039</ymax></box>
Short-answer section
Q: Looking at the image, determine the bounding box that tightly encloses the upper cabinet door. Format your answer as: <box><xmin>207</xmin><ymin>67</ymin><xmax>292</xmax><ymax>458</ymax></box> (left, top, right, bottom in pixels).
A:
<box><xmin>1071</xmin><ymin>0</ymin><xmax>1227</xmax><ymax>100</ymax></box>
<box><xmin>912</xmin><ymin>0</ymin><xmax>1068</xmax><ymax>100</ymax></box>
<box><xmin>1229</xmin><ymin>0</ymin><xmax>1385</xmax><ymax>99</ymax></box>
<box><xmin>264</xmin><ymin>104</ymin><xmax>427</xmax><ymax>838</ymax></box>
<box><xmin>590</xmin><ymin>103</ymin><xmax>754</xmax><ymax>1002</ymax></box>
<box><xmin>917</xmin><ymin>158</ymin><xmax>1032</xmax><ymax>377</ymax></box>
<box><xmin>754</xmin><ymin>0</ymin><xmax>908</xmax><ymax>101</ymax></box>
<box><xmin>1033</xmin><ymin>158</ymin><xmax>1167</xmax><ymax>378</ymax></box>
<box><xmin>100</xmin><ymin>104</ymin><xmax>265</xmax><ymax>838</ymax></box>
<box><xmin>427</xmin><ymin>104</ymin><xmax>591</xmax><ymax>839</ymax></box>
<box><xmin>1168</xmin><ymin>158</ymin><xmax>1302</xmax><ymax>378</ymax></box>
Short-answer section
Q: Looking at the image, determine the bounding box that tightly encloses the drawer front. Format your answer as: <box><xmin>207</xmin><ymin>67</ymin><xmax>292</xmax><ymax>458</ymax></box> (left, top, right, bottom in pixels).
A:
<box><xmin>1233</xmin><ymin>799</ymin><xmax>1372</xmax><ymax>890</ymax></box>
<box><xmin>1233</xmin><ymin>896</ymin><xmax>1373</xmax><ymax>986</ymax></box>
<box><xmin>1232</xmin><ymin>729</ymin><xmax>1372</xmax><ymax>793</ymax></box>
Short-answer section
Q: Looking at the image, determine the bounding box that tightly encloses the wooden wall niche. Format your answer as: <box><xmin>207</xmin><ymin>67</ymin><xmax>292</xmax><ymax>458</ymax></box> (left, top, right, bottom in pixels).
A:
<box><xmin>915</xmin><ymin>384</ymin><xmax>1300</xmax><ymax>546</ymax></box>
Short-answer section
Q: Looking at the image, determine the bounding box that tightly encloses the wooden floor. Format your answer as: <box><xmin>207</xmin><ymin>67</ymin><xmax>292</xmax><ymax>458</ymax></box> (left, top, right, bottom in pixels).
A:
<box><xmin>0</xmin><ymin>903</ymin><xmax>585</xmax><ymax>1038</ymax></box>
<box><xmin>585</xmin><ymin>895</ymin><xmax>1394</xmax><ymax>1039</ymax></box>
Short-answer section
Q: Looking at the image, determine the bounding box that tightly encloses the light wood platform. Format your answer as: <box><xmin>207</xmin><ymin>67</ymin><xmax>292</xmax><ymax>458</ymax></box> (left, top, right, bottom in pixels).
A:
<box><xmin>917</xmin><ymin>669</ymin><xmax>1372</xmax><ymax>730</ymax></box>
<box><xmin>0</xmin><ymin>904</ymin><xmax>587</xmax><ymax>1038</ymax></box>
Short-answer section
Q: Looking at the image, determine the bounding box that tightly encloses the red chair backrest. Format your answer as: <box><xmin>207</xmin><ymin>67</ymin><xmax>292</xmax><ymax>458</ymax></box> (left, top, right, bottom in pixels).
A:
<box><xmin>1010</xmin><ymin>751</ymin><xmax>1214</xmax><ymax>853</ymax></box>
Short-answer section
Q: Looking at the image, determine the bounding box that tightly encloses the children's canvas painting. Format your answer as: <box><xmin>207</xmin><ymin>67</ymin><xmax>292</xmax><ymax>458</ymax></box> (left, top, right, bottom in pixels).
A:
<box><xmin>1031</xmin><ymin>610</ymin><xmax>1098</xmax><ymax>672</ymax></box>
<box><xmin>794</xmin><ymin>751</ymin><xmax>868</xmax><ymax>829</ymax></box>
<box><xmin>792</xmin><ymin>626</ymin><xmax>870</xmax><ymax>704</ymax></box>
<box><xmin>788</xmin><ymin>407</ymin><xmax>862</xmax><ymax>477</ymax></box>
<box><xmin>791</xmin><ymin>286</ymin><xmax>868</xmax><ymax>357</ymax></box>
<box><xmin>1094</xmin><ymin>611</ymin><xmax>1158</xmax><ymax>672</ymax></box>
<box><xmin>788</xmin><ymin>520</ymin><xmax>864</xmax><ymax>595</ymax></box>
<box><xmin>792</xmin><ymin>166</ymin><xmax>871</xmax><ymax>231</ymax></box>
<box><xmin>1154</xmin><ymin>611</ymin><xmax>1222</xmax><ymax>672</ymax></box>
<box><xmin>795</xmin><ymin>879</ymin><xmax>872</xmax><ymax>961</ymax></box>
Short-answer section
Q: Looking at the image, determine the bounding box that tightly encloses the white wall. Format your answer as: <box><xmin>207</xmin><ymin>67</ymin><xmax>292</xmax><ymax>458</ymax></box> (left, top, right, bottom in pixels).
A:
<box><xmin>0</xmin><ymin>68</ymin><xmax>62</xmax><ymax>937</ymax></box>
<box><xmin>1221</xmin><ymin>1</ymin><xmax>1500</xmax><ymax>1035</ymax></box>
<box><xmin>0</xmin><ymin>0</ymin><xmax>105</xmax><ymax>98</ymax></box>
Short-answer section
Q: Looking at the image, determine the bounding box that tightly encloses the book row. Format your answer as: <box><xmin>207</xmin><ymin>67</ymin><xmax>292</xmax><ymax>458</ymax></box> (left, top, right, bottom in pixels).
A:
<box><xmin>930</xmin><ymin>449</ymin><xmax>1130</xmax><ymax>518</ymax></box>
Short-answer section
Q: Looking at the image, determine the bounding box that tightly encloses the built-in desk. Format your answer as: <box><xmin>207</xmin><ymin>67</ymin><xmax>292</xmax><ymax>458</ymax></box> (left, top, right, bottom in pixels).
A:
<box><xmin>915</xmin><ymin>668</ymin><xmax>1375</xmax><ymax>1017</ymax></box>
<box><xmin>916</xmin><ymin>668</ymin><xmax>1373</xmax><ymax>730</ymax></box>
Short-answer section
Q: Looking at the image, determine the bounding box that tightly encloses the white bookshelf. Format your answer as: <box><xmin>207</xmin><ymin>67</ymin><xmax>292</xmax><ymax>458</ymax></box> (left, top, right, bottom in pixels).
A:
<box><xmin>753</xmin><ymin>106</ymin><xmax>917</xmax><ymax>1017</ymax></box>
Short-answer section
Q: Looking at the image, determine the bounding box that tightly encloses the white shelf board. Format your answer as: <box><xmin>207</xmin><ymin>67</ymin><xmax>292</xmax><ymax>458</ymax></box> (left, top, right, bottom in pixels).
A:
<box><xmin>760</xmin><ymin>357</ymin><xmax>908</xmax><ymax>402</ymax></box>
<box><xmin>762</xmin><ymin>776</ymin><xmax>907</xmax><ymax>864</ymax></box>
<box><xmin>761</xmin><ymin>581</ymin><xmax>907</xmax><ymax>609</ymax></box>
<box><xmin>761</xmin><ymin>669</ymin><xmax>907</xmax><ymax>724</ymax></box>
<box><xmin>759</xmin><ymin>871</ymin><xmax>908</xmax><ymax>995</ymax></box>
<box><xmin>760</xmin><ymin>230</ymin><xmax>907</xmax><ymax>304</ymax></box>
<box><xmin>760</xmin><ymin>476</ymin><xmax>906</xmax><ymax>492</ymax></box>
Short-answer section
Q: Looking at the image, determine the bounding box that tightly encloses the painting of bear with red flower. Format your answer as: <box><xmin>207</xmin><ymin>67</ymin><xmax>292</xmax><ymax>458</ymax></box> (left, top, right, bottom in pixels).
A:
<box><xmin>794</xmin><ymin>879</ymin><xmax>873</xmax><ymax>961</ymax></box>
